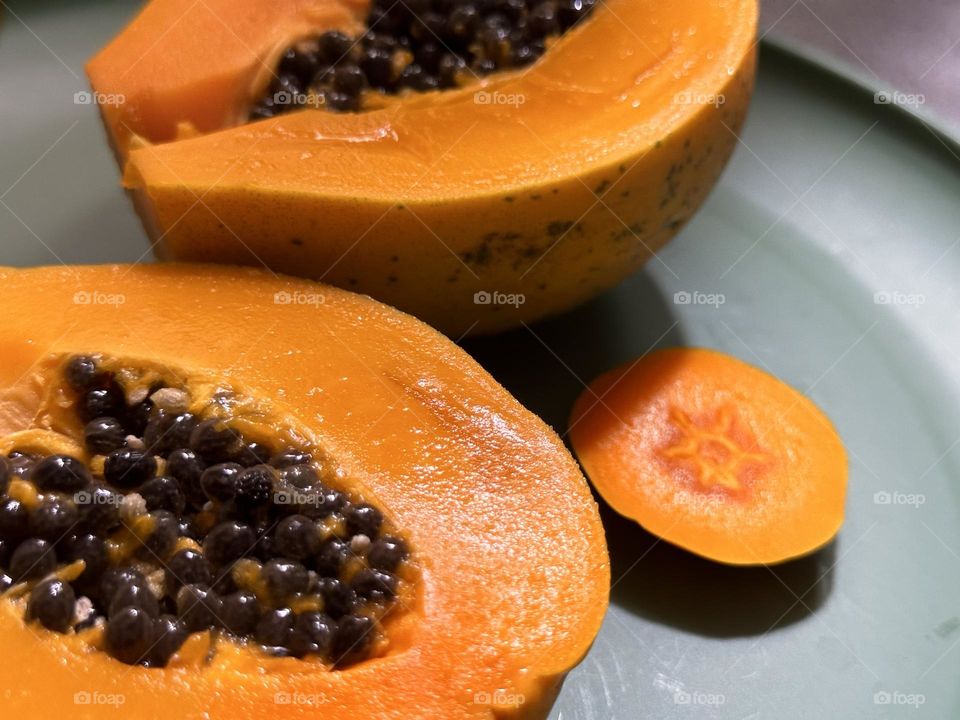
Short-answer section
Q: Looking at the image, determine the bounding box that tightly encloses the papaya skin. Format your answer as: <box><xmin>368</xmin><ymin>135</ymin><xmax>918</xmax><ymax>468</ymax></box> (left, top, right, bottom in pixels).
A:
<box><xmin>87</xmin><ymin>0</ymin><xmax>758</xmax><ymax>336</ymax></box>
<box><xmin>569</xmin><ymin>348</ymin><xmax>847</xmax><ymax>566</ymax></box>
<box><xmin>0</xmin><ymin>264</ymin><xmax>609</xmax><ymax>719</ymax></box>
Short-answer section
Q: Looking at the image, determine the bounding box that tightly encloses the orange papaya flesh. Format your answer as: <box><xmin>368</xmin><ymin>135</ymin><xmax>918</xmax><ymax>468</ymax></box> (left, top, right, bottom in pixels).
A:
<box><xmin>0</xmin><ymin>264</ymin><xmax>609</xmax><ymax>719</ymax></box>
<box><xmin>87</xmin><ymin>0</ymin><xmax>759</xmax><ymax>335</ymax></box>
<box><xmin>570</xmin><ymin>348</ymin><xmax>847</xmax><ymax>566</ymax></box>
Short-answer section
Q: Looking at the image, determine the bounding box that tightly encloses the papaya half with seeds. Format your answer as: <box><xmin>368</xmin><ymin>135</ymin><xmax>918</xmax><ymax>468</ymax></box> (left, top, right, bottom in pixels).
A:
<box><xmin>87</xmin><ymin>0</ymin><xmax>758</xmax><ymax>336</ymax></box>
<box><xmin>569</xmin><ymin>348</ymin><xmax>847</xmax><ymax>565</ymax></box>
<box><xmin>0</xmin><ymin>264</ymin><xmax>608</xmax><ymax>719</ymax></box>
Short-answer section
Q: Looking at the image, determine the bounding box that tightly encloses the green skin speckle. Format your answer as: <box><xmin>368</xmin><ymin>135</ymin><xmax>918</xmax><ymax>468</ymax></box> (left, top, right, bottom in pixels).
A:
<box><xmin>456</xmin><ymin>132</ymin><xmax>712</xmax><ymax>286</ymax></box>
<box><xmin>609</xmin><ymin>222</ymin><xmax>645</xmax><ymax>243</ymax></box>
<box><xmin>547</xmin><ymin>221</ymin><xmax>575</xmax><ymax>238</ymax></box>
<box><xmin>457</xmin><ymin>218</ymin><xmax>594</xmax><ymax>274</ymax></box>
<box><xmin>593</xmin><ymin>180</ymin><xmax>611</xmax><ymax>196</ymax></box>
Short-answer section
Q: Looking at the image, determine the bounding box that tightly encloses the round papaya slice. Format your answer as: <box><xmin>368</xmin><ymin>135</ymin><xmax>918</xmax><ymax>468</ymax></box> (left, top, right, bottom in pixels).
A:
<box><xmin>86</xmin><ymin>0</ymin><xmax>758</xmax><ymax>336</ymax></box>
<box><xmin>569</xmin><ymin>347</ymin><xmax>847</xmax><ymax>565</ymax></box>
<box><xmin>0</xmin><ymin>264</ymin><xmax>608</xmax><ymax>718</ymax></box>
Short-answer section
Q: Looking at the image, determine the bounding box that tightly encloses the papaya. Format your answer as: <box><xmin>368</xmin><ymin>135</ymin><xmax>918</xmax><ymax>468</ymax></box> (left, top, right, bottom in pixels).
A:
<box><xmin>0</xmin><ymin>264</ymin><xmax>608</xmax><ymax>718</ymax></box>
<box><xmin>86</xmin><ymin>0</ymin><xmax>758</xmax><ymax>336</ymax></box>
<box><xmin>569</xmin><ymin>348</ymin><xmax>847</xmax><ymax>565</ymax></box>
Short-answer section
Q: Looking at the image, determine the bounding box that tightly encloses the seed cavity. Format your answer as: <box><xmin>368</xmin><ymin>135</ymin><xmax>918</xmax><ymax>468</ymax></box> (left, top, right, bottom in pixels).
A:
<box><xmin>249</xmin><ymin>0</ymin><xmax>597</xmax><ymax>118</ymax></box>
<box><xmin>0</xmin><ymin>355</ymin><xmax>412</xmax><ymax>669</ymax></box>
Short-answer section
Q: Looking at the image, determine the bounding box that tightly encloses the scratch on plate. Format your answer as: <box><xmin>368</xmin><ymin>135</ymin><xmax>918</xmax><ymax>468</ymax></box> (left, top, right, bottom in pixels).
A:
<box><xmin>934</xmin><ymin>616</ymin><xmax>960</xmax><ymax>639</ymax></box>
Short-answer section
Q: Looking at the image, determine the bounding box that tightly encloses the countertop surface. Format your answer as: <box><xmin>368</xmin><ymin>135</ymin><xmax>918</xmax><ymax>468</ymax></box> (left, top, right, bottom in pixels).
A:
<box><xmin>761</xmin><ymin>0</ymin><xmax>960</xmax><ymax>134</ymax></box>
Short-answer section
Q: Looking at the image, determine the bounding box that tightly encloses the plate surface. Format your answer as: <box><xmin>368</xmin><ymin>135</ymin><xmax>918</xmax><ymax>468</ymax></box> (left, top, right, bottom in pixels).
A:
<box><xmin>2</xmin><ymin>3</ymin><xmax>960</xmax><ymax>718</ymax></box>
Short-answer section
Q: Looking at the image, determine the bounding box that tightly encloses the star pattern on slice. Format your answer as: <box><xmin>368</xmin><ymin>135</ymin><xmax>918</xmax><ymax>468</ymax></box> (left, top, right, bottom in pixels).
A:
<box><xmin>660</xmin><ymin>404</ymin><xmax>770</xmax><ymax>491</ymax></box>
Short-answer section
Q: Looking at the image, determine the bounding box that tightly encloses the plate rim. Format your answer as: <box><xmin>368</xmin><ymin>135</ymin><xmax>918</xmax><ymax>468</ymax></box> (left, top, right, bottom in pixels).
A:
<box><xmin>761</xmin><ymin>37</ymin><xmax>960</xmax><ymax>158</ymax></box>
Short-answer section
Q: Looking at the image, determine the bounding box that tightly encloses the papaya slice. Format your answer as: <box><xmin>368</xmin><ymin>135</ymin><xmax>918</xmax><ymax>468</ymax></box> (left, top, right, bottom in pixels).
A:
<box><xmin>87</xmin><ymin>0</ymin><xmax>758</xmax><ymax>336</ymax></box>
<box><xmin>569</xmin><ymin>348</ymin><xmax>847</xmax><ymax>565</ymax></box>
<box><xmin>0</xmin><ymin>264</ymin><xmax>608</xmax><ymax>718</ymax></box>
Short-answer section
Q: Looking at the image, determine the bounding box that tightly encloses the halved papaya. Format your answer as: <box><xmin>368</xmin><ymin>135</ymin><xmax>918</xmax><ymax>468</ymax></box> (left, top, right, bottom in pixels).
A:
<box><xmin>569</xmin><ymin>348</ymin><xmax>847</xmax><ymax>565</ymax></box>
<box><xmin>0</xmin><ymin>264</ymin><xmax>608</xmax><ymax>718</ymax></box>
<box><xmin>87</xmin><ymin>0</ymin><xmax>758</xmax><ymax>336</ymax></box>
